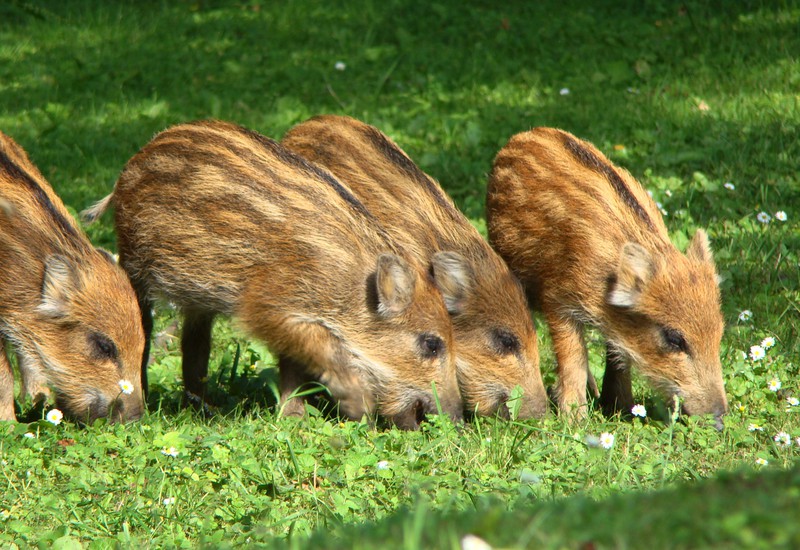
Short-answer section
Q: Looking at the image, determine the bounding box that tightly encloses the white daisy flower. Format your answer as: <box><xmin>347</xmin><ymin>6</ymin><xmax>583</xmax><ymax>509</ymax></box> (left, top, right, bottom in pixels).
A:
<box><xmin>761</xmin><ymin>336</ymin><xmax>776</xmax><ymax>349</ymax></box>
<box><xmin>775</xmin><ymin>211</ymin><xmax>787</xmax><ymax>222</ymax></box>
<box><xmin>756</xmin><ymin>211</ymin><xmax>771</xmax><ymax>224</ymax></box>
<box><xmin>747</xmin><ymin>423</ymin><xmax>763</xmax><ymax>432</ymax></box>
<box><xmin>755</xmin><ymin>457</ymin><xmax>768</xmax><ymax>466</ymax></box>
<box><xmin>559</xmin><ymin>88</ymin><xmax>570</xmax><ymax>95</ymax></box>
<box><xmin>774</xmin><ymin>431</ymin><xmax>791</xmax><ymax>447</ymax></box>
<box><xmin>46</xmin><ymin>409</ymin><xmax>63</xmax><ymax>425</ymax></box>
<box><xmin>163</xmin><ymin>497</ymin><xmax>176</xmax><ymax>506</ymax></box>
<box><xmin>334</xmin><ymin>61</ymin><xmax>346</xmax><ymax>71</ymax></box>
<box><xmin>738</xmin><ymin>310</ymin><xmax>753</xmax><ymax>322</ymax></box>
<box><xmin>750</xmin><ymin>345</ymin><xmax>766</xmax><ymax>361</ymax></box>
<box><xmin>118</xmin><ymin>379</ymin><xmax>134</xmax><ymax>395</ymax></box>
<box><xmin>723</xmin><ymin>182</ymin><xmax>735</xmax><ymax>190</ymax></box>
<box><xmin>786</xmin><ymin>397</ymin><xmax>799</xmax><ymax>407</ymax></box>
<box><xmin>461</xmin><ymin>534</ymin><xmax>492</xmax><ymax>550</ymax></box>
<box><xmin>631</xmin><ymin>404</ymin><xmax>647</xmax><ymax>418</ymax></box>
<box><xmin>768</xmin><ymin>377</ymin><xmax>781</xmax><ymax>392</ymax></box>
<box><xmin>599</xmin><ymin>432</ymin><xmax>615</xmax><ymax>450</ymax></box>
<box><xmin>161</xmin><ymin>447</ymin><xmax>179</xmax><ymax>458</ymax></box>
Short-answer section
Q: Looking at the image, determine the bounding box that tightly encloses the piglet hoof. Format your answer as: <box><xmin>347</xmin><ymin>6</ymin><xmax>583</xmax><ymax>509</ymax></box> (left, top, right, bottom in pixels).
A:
<box><xmin>553</xmin><ymin>388</ymin><xmax>590</xmax><ymax>422</ymax></box>
<box><xmin>598</xmin><ymin>394</ymin><xmax>634</xmax><ymax>419</ymax></box>
<box><xmin>278</xmin><ymin>398</ymin><xmax>307</xmax><ymax>419</ymax></box>
<box><xmin>556</xmin><ymin>400</ymin><xmax>590</xmax><ymax>423</ymax></box>
<box><xmin>183</xmin><ymin>391</ymin><xmax>216</xmax><ymax>417</ymax></box>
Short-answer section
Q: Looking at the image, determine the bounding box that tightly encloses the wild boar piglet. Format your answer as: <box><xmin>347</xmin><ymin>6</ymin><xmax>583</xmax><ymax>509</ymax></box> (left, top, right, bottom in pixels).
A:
<box><xmin>0</xmin><ymin>131</ymin><xmax>145</xmax><ymax>423</ymax></box>
<box><xmin>283</xmin><ymin>115</ymin><xmax>547</xmax><ymax>419</ymax></box>
<box><xmin>487</xmin><ymin>127</ymin><xmax>726</xmax><ymax>425</ymax></box>
<box><xmin>84</xmin><ymin>120</ymin><xmax>464</xmax><ymax>429</ymax></box>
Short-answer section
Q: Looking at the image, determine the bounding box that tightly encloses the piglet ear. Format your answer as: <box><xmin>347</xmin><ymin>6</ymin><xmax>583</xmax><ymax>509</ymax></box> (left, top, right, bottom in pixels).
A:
<box><xmin>38</xmin><ymin>255</ymin><xmax>80</xmax><ymax>319</ymax></box>
<box><xmin>607</xmin><ymin>243</ymin><xmax>654</xmax><ymax>308</ymax></box>
<box><xmin>686</xmin><ymin>229</ymin><xmax>714</xmax><ymax>264</ymax></box>
<box><xmin>374</xmin><ymin>254</ymin><xmax>416</xmax><ymax>317</ymax></box>
<box><xmin>430</xmin><ymin>251</ymin><xmax>472</xmax><ymax>315</ymax></box>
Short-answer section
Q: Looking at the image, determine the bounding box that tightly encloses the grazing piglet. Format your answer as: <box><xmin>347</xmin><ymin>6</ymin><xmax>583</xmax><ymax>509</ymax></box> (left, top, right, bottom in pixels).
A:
<box><xmin>282</xmin><ymin>115</ymin><xmax>547</xmax><ymax>419</ymax></box>
<box><xmin>486</xmin><ymin>127</ymin><xmax>727</xmax><ymax>424</ymax></box>
<box><xmin>82</xmin><ymin>120</ymin><xmax>463</xmax><ymax>429</ymax></box>
<box><xmin>0</xmin><ymin>131</ymin><xmax>145</xmax><ymax>423</ymax></box>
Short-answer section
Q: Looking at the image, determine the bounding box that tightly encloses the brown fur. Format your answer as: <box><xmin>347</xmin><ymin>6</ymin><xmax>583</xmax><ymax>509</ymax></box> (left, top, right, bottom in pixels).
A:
<box><xmin>282</xmin><ymin>115</ymin><xmax>547</xmax><ymax>418</ymax></box>
<box><xmin>83</xmin><ymin>120</ymin><xmax>463</xmax><ymax>429</ymax></box>
<box><xmin>0</xmin><ymin>131</ymin><xmax>145</xmax><ymax>422</ymax></box>
<box><xmin>487</xmin><ymin>127</ymin><xmax>726</xmax><ymax>422</ymax></box>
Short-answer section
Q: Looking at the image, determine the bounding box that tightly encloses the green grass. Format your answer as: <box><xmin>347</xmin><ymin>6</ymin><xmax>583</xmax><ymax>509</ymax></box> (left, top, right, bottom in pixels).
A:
<box><xmin>1</xmin><ymin>0</ymin><xmax>799</xmax><ymax>547</ymax></box>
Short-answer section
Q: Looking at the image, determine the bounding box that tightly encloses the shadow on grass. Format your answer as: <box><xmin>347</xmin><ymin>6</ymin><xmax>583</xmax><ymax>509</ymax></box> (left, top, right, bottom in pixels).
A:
<box><xmin>271</xmin><ymin>461</ymin><xmax>800</xmax><ymax>549</ymax></box>
<box><xmin>143</xmin><ymin>336</ymin><xmax>356</xmax><ymax>424</ymax></box>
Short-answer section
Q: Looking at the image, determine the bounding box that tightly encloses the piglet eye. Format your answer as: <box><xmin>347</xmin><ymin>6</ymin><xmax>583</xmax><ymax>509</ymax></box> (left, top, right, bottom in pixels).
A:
<box><xmin>492</xmin><ymin>329</ymin><xmax>520</xmax><ymax>355</ymax></box>
<box><xmin>89</xmin><ymin>332</ymin><xmax>118</xmax><ymax>361</ymax></box>
<box><xmin>661</xmin><ymin>327</ymin><xmax>688</xmax><ymax>354</ymax></box>
<box><xmin>419</xmin><ymin>333</ymin><xmax>445</xmax><ymax>359</ymax></box>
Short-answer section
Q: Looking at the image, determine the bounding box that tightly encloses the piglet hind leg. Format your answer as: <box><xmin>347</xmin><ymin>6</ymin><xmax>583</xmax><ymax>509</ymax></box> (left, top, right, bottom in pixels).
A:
<box><xmin>598</xmin><ymin>343</ymin><xmax>634</xmax><ymax>417</ymax></box>
<box><xmin>136</xmin><ymin>288</ymin><xmax>154</xmax><ymax>401</ymax></box>
<box><xmin>0</xmin><ymin>341</ymin><xmax>16</xmax><ymax>421</ymax></box>
<box><xmin>180</xmin><ymin>309</ymin><xmax>215</xmax><ymax>408</ymax></box>
<box><xmin>547</xmin><ymin>313</ymin><xmax>591</xmax><ymax>419</ymax></box>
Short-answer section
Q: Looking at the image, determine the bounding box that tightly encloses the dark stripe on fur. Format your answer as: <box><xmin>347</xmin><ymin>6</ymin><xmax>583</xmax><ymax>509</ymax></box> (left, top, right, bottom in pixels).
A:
<box><xmin>235</xmin><ymin>124</ymin><xmax>378</xmax><ymax>222</ymax></box>
<box><xmin>561</xmin><ymin>134</ymin><xmax>656</xmax><ymax>231</ymax></box>
<box><xmin>135</xmin><ymin>121</ymin><xmax>397</xmax><ymax>246</ymax></box>
<box><xmin>363</xmin><ymin>125</ymin><xmax>458</xmax><ymax>216</ymax></box>
<box><xmin>0</xmin><ymin>149</ymin><xmax>81</xmax><ymax>241</ymax></box>
<box><xmin>142</xmin><ymin>123</ymin><xmax>378</xmax><ymax>224</ymax></box>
